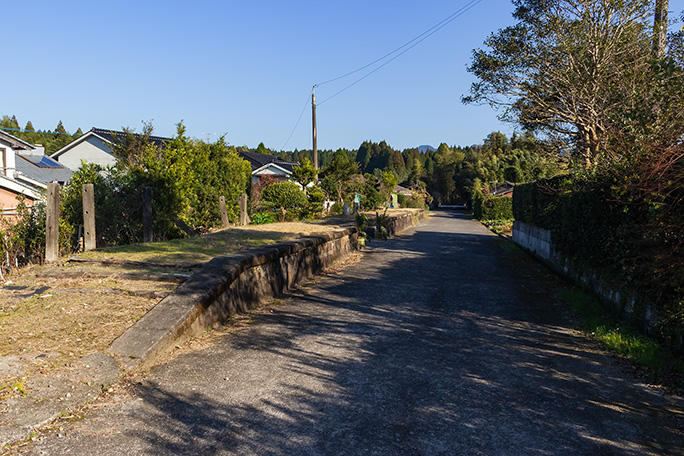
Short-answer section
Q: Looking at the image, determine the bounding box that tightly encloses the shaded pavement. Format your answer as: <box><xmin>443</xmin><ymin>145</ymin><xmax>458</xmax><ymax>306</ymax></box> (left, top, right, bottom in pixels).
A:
<box><xmin>18</xmin><ymin>210</ymin><xmax>684</xmax><ymax>455</ymax></box>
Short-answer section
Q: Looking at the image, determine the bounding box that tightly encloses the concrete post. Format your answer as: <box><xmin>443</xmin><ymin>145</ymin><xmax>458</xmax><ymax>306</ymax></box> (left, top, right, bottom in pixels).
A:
<box><xmin>239</xmin><ymin>193</ymin><xmax>250</xmax><ymax>226</ymax></box>
<box><xmin>219</xmin><ymin>196</ymin><xmax>229</xmax><ymax>228</ymax></box>
<box><xmin>82</xmin><ymin>184</ymin><xmax>96</xmax><ymax>251</ymax></box>
<box><xmin>45</xmin><ymin>183</ymin><xmax>60</xmax><ymax>263</ymax></box>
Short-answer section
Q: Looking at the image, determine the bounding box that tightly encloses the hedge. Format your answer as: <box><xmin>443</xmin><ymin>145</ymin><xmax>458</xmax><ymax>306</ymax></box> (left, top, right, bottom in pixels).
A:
<box><xmin>513</xmin><ymin>175</ymin><xmax>684</xmax><ymax>348</ymax></box>
<box><xmin>473</xmin><ymin>195</ymin><xmax>513</xmax><ymax>220</ymax></box>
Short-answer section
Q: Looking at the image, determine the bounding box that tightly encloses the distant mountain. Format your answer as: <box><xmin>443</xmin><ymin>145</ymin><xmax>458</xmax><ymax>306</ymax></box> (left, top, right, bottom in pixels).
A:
<box><xmin>417</xmin><ymin>145</ymin><xmax>436</xmax><ymax>153</ymax></box>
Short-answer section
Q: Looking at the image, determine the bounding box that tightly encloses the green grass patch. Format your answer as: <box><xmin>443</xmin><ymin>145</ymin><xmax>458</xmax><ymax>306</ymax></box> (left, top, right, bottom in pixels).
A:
<box><xmin>75</xmin><ymin>229</ymin><xmax>295</xmax><ymax>264</ymax></box>
<box><xmin>559</xmin><ymin>288</ymin><xmax>684</xmax><ymax>379</ymax></box>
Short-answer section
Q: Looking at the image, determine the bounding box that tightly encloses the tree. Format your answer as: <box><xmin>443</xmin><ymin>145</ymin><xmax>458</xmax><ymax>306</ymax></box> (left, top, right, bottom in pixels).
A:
<box><xmin>432</xmin><ymin>143</ymin><xmax>459</xmax><ymax>203</ymax></box>
<box><xmin>24</xmin><ymin>121</ymin><xmax>35</xmax><ymax>132</ymax></box>
<box><xmin>463</xmin><ymin>0</ymin><xmax>681</xmax><ymax>165</ymax></box>
<box><xmin>320</xmin><ymin>150</ymin><xmax>359</xmax><ymax>203</ymax></box>
<box><xmin>291</xmin><ymin>157</ymin><xmax>316</xmax><ymax>193</ymax></box>
<box><xmin>55</xmin><ymin>120</ymin><xmax>67</xmax><ymax>134</ymax></box>
<box><xmin>255</xmin><ymin>142</ymin><xmax>270</xmax><ymax>154</ymax></box>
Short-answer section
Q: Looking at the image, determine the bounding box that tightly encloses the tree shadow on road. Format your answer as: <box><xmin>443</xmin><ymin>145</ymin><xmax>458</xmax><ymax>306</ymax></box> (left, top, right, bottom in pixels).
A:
<box><xmin>121</xmin><ymin>210</ymin><xmax>683</xmax><ymax>455</ymax></box>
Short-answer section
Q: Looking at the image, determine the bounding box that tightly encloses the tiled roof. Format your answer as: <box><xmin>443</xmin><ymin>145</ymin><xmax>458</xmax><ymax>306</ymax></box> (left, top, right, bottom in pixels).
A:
<box><xmin>89</xmin><ymin>128</ymin><xmax>170</xmax><ymax>149</ymax></box>
<box><xmin>239</xmin><ymin>151</ymin><xmax>298</xmax><ymax>173</ymax></box>
<box><xmin>16</xmin><ymin>154</ymin><xmax>73</xmax><ymax>185</ymax></box>
<box><xmin>0</xmin><ymin>129</ymin><xmax>35</xmax><ymax>151</ymax></box>
<box><xmin>491</xmin><ymin>181</ymin><xmax>515</xmax><ymax>196</ymax></box>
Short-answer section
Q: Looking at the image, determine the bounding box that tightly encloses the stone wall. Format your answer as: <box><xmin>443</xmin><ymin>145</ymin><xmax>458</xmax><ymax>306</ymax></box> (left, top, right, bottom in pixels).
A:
<box><xmin>512</xmin><ymin>221</ymin><xmax>658</xmax><ymax>334</ymax></box>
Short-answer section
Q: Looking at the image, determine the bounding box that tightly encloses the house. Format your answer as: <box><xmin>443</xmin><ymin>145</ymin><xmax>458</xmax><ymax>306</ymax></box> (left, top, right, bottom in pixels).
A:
<box><xmin>0</xmin><ymin>130</ymin><xmax>52</xmax><ymax>214</ymax></box>
<box><xmin>393</xmin><ymin>185</ymin><xmax>413</xmax><ymax>197</ymax></box>
<box><xmin>490</xmin><ymin>181</ymin><xmax>515</xmax><ymax>197</ymax></box>
<box><xmin>50</xmin><ymin>127</ymin><xmax>170</xmax><ymax>170</ymax></box>
<box><xmin>238</xmin><ymin>151</ymin><xmax>299</xmax><ymax>184</ymax></box>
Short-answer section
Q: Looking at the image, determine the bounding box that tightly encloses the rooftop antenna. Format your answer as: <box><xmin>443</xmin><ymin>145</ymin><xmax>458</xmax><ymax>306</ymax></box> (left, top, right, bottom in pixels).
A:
<box><xmin>201</xmin><ymin>132</ymin><xmax>216</xmax><ymax>143</ymax></box>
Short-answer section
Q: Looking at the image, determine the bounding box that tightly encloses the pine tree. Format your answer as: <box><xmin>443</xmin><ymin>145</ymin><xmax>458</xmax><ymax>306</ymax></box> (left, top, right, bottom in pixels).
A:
<box><xmin>24</xmin><ymin>121</ymin><xmax>35</xmax><ymax>132</ymax></box>
<box><xmin>55</xmin><ymin>120</ymin><xmax>67</xmax><ymax>134</ymax></box>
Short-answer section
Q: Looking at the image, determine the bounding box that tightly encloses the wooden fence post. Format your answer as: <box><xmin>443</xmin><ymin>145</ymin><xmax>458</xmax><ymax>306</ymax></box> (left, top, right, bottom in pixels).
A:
<box><xmin>45</xmin><ymin>183</ymin><xmax>60</xmax><ymax>263</ymax></box>
<box><xmin>219</xmin><ymin>196</ymin><xmax>229</xmax><ymax>228</ymax></box>
<box><xmin>239</xmin><ymin>193</ymin><xmax>250</xmax><ymax>226</ymax></box>
<box><xmin>82</xmin><ymin>184</ymin><xmax>96</xmax><ymax>251</ymax></box>
<box><xmin>143</xmin><ymin>187</ymin><xmax>153</xmax><ymax>243</ymax></box>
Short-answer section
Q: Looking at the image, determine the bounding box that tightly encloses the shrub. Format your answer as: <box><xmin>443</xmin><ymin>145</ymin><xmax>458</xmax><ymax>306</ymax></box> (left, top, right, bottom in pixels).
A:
<box><xmin>261</xmin><ymin>181</ymin><xmax>308</xmax><ymax>221</ymax></box>
<box><xmin>251</xmin><ymin>212</ymin><xmax>276</xmax><ymax>225</ymax></box>
<box><xmin>473</xmin><ymin>195</ymin><xmax>513</xmax><ymax>220</ymax></box>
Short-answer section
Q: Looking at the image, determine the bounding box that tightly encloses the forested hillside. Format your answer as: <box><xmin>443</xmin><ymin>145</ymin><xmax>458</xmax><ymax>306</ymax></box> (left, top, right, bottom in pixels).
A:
<box><xmin>0</xmin><ymin>115</ymin><xmax>82</xmax><ymax>154</ymax></box>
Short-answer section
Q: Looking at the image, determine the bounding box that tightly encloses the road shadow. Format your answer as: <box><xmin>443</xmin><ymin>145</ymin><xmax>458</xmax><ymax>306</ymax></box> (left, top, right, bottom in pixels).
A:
<box><xmin>102</xmin><ymin>211</ymin><xmax>684</xmax><ymax>455</ymax></box>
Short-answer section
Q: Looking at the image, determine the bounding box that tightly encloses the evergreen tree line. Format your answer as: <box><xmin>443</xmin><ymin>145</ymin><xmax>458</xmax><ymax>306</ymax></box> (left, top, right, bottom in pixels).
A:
<box><xmin>0</xmin><ymin>115</ymin><xmax>83</xmax><ymax>154</ymax></box>
<box><xmin>255</xmin><ymin>132</ymin><xmax>564</xmax><ymax>208</ymax></box>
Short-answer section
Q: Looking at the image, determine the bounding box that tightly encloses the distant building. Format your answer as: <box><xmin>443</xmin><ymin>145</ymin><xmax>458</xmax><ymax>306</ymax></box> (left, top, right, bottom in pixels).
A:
<box><xmin>51</xmin><ymin>127</ymin><xmax>170</xmax><ymax>170</ymax></box>
<box><xmin>490</xmin><ymin>181</ymin><xmax>515</xmax><ymax>197</ymax></box>
<box><xmin>238</xmin><ymin>151</ymin><xmax>299</xmax><ymax>184</ymax></box>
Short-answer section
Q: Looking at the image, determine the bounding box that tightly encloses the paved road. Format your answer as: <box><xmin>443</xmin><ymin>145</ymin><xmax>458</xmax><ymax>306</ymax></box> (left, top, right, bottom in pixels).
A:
<box><xmin>21</xmin><ymin>211</ymin><xmax>684</xmax><ymax>455</ymax></box>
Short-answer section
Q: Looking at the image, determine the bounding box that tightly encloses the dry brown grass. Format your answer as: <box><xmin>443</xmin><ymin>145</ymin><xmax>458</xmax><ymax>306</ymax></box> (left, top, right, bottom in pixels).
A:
<box><xmin>0</xmin><ymin>218</ymin><xmax>353</xmax><ymax>399</ymax></box>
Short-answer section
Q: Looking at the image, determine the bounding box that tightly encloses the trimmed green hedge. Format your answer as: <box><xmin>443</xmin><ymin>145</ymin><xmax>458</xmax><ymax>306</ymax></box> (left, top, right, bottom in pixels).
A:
<box><xmin>473</xmin><ymin>195</ymin><xmax>513</xmax><ymax>220</ymax></box>
<box><xmin>513</xmin><ymin>175</ymin><xmax>684</xmax><ymax>348</ymax></box>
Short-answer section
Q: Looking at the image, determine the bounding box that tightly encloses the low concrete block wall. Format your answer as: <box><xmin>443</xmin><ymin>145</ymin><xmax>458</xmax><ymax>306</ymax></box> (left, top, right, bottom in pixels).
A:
<box><xmin>512</xmin><ymin>221</ymin><xmax>657</xmax><ymax>333</ymax></box>
<box><xmin>366</xmin><ymin>209</ymin><xmax>426</xmax><ymax>238</ymax></box>
<box><xmin>110</xmin><ymin>210</ymin><xmax>426</xmax><ymax>372</ymax></box>
<box><xmin>512</xmin><ymin>221</ymin><xmax>554</xmax><ymax>261</ymax></box>
<box><xmin>110</xmin><ymin>228</ymin><xmax>358</xmax><ymax>371</ymax></box>
<box><xmin>387</xmin><ymin>210</ymin><xmax>425</xmax><ymax>237</ymax></box>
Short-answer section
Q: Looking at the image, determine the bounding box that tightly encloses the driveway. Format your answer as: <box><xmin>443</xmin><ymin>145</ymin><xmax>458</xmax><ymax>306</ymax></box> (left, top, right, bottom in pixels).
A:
<box><xmin>20</xmin><ymin>210</ymin><xmax>684</xmax><ymax>455</ymax></box>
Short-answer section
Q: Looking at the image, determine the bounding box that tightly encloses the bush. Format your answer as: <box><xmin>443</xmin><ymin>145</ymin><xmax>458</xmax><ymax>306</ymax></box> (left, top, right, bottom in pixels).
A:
<box><xmin>302</xmin><ymin>185</ymin><xmax>325</xmax><ymax>219</ymax></box>
<box><xmin>473</xmin><ymin>195</ymin><xmax>513</xmax><ymax>220</ymax></box>
<box><xmin>251</xmin><ymin>212</ymin><xmax>276</xmax><ymax>225</ymax></box>
<box><xmin>261</xmin><ymin>181</ymin><xmax>308</xmax><ymax>221</ymax></box>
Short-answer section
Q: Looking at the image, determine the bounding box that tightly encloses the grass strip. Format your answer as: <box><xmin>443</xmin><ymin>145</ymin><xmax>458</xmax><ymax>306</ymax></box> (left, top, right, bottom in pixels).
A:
<box><xmin>559</xmin><ymin>288</ymin><xmax>684</xmax><ymax>389</ymax></box>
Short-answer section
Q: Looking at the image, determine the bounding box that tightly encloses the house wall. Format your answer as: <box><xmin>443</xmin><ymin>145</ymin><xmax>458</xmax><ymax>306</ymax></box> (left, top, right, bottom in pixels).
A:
<box><xmin>252</xmin><ymin>165</ymin><xmax>290</xmax><ymax>184</ymax></box>
<box><xmin>0</xmin><ymin>142</ymin><xmax>18</xmax><ymax>179</ymax></box>
<box><xmin>57</xmin><ymin>136</ymin><xmax>115</xmax><ymax>170</ymax></box>
<box><xmin>0</xmin><ymin>187</ymin><xmax>36</xmax><ymax>219</ymax></box>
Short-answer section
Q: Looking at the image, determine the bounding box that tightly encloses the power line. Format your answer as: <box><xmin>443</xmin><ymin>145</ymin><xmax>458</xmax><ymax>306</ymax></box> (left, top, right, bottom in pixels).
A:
<box><xmin>0</xmin><ymin>126</ymin><xmax>81</xmax><ymax>136</ymax></box>
<box><xmin>315</xmin><ymin>0</ymin><xmax>482</xmax><ymax>90</ymax></box>
<box><xmin>282</xmin><ymin>87</ymin><xmax>314</xmax><ymax>150</ymax></box>
<box><xmin>282</xmin><ymin>0</ymin><xmax>483</xmax><ymax>148</ymax></box>
<box><xmin>318</xmin><ymin>0</ymin><xmax>482</xmax><ymax>106</ymax></box>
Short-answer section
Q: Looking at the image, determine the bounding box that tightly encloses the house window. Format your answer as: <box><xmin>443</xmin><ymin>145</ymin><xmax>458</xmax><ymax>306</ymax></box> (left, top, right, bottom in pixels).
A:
<box><xmin>0</xmin><ymin>148</ymin><xmax>6</xmax><ymax>177</ymax></box>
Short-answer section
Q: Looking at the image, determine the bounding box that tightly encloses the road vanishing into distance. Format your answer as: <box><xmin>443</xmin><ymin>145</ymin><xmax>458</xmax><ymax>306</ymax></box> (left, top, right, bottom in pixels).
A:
<box><xmin>19</xmin><ymin>210</ymin><xmax>684</xmax><ymax>455</ymax></box>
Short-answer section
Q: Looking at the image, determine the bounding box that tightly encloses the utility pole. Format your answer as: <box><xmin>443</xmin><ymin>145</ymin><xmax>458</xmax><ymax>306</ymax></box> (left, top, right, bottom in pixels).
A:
<box><xmin>653</xmin><ymin>0</ymin><xmax>669</xmax><ymax>58</ymax></box>
<box><xmin>312</xmin><ymin>87</ymin><xmax>318</xmax><ymax>174</ymax></box>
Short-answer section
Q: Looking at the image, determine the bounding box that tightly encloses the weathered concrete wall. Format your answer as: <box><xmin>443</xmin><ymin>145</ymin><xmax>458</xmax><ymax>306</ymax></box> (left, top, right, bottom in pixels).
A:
<box><xmin>512</xmin><ymin>221</ymin><xmax>658</xmax><ymax>334</ymax></box>
<box><xmin>110</xmin><ymin>228</ymin><xmax>358</xmax><ymax>371</ymax></box>
<box><xmin>111</xmin><ymin>210</ymin><xmax>426</xmax><ymax>372</ymax></box>
<box><xmin>365</xmin><ymin>209</ymin><xmax>426</xmax><ymax>239</ymax></box>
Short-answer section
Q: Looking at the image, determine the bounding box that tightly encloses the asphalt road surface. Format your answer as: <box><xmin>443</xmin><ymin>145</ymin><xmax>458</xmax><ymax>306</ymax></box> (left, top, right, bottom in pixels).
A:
<box><xmin>20</xmin><ymin>210</ymin><xmax>684</xmax><ymax>455</ymax></box>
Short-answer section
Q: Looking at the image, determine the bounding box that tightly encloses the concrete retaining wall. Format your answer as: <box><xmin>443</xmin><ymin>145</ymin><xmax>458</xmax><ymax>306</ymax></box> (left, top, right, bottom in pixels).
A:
<box><xmin>365</xmin><ymin>209</ymin><xmax>426</xmax><ymax>239</ymax></box>
<box><xmin>512</xmin><ymin>221</ymin><xmax>658</xmax><ymax>334</ymax></box>
<box><xmin>110</xmin><ymin>210</ymin><xmax>425</xmax><ymax>371</ymax></box>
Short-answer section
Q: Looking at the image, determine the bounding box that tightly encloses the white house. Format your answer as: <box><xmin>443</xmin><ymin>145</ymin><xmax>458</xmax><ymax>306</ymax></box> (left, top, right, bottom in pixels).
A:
<box><xmin>51</xmin><ymin>127</ymin><xmax>170</xmax><ymax>170</ymax></box>
<box><xmin>0</xmin><ymin>130</ymin><xmax>58</xmax><ymax>214</ymax></box>
<box><xmin>238</xmin><ymin>151</ymin><xmax>299</xmax><ymax>184</ymax></box>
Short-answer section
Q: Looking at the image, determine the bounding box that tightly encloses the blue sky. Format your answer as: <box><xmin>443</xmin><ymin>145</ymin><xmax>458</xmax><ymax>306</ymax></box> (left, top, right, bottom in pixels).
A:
<box><xmin>4</xmin><ymin>1</ymin><xmax>684</xmax><ymax>151</ymax></box>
